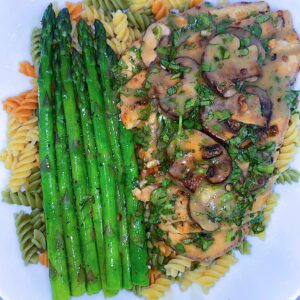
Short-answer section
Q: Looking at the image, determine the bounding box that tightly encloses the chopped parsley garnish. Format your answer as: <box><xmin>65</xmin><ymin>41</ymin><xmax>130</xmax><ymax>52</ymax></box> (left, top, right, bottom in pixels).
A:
<box><xmin>174</xmin><ymin>243</ymin><xmax>186</xmax><ymax>253</ymax></box>
<box><xmin>214</xmin><ymin>109</ymin><xmax>232</xmax><ymax>122</ymax></box>
<box><xmin>256</xmin><ymin>14</ymin><xmax>270</xmax><ymax>24</ymax></box>
<box><xmin>195</xmin><ymin>83</ymin><xmax>216</xmax><ymax>106</ymax></box>
<box><xmin>250</xmin><ymin>22</ymin><xmax>262</xmax><ymax>38</ymax></box>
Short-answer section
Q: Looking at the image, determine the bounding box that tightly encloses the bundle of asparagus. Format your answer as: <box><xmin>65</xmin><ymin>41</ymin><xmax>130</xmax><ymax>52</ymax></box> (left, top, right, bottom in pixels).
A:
<box><xmin>38</xmin><ymin>4</ymin><xmax>148</xmax><ymax>299</ymax></box>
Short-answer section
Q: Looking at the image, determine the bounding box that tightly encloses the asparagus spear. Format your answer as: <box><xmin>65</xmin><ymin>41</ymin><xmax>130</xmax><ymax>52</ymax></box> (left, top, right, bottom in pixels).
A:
<box><xmin>53</xmin><ymin>49</ymin><xmax>86</xmax><ymax>296</ymax></box>
<box><xmin>119</xmin><ymin>125</ymin><xmax>149</xmax><ymax>286</ymax></box>
<box><xmin>95</xmin><ymin>20</ymin><xmax>149</xmax><ymax>287</ymax></box>
<box><xmin>94</xmin><ymin>20</ymin><xmax>132</xmax><ymax>290</ymax></box>
<box><xmin>56</xmin><ymin>9</ymin><xmax>101</xmax><ymax>295</ymax></box>
<box><xmin>71</xmin><ymin>49</ymin><xmax>107</xmax><ymax>291</ymax></box>
<box><xmin>37</xmin><ymin>5</ymin><xmax>70</xmax><ymax>300</ymax></box>
<box><xmin>77</xmin><ymin>19</ymin><xmax>122</xmax><ymax>292</ymax></box>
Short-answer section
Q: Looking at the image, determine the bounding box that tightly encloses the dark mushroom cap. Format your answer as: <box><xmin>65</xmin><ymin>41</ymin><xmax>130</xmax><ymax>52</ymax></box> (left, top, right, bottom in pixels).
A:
<box><xmin>167</xmin><ymin>130</ymin><xmax>232</xmax><ymax>191</ymax></box>
<box><xmin>202</xmin><ymin>33</ymin><xmax>262</xmax><ymax>97</ymax></box>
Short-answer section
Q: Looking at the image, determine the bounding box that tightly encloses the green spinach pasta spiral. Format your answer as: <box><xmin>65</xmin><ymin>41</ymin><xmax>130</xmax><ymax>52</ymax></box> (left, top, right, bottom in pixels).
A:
<box><xmin>2</xmin><ymin>190</ymin><xmax>43</xmax><ymax>209</ymax></box>
<box><xmin>32</xmin><ymin>229</ymin><xmax>47</xmax><ymax>251</ymax></box>
<box><xmin>30</xmin><ymin>27</ymin><xmax>42</xmax><ymax>69</ymax></box>
<box><xmin>277</xmin><ymin>168</ymin><xmax>300</xmax><ymax>184</ymax></box>
<box><xmin>24</xmin><ymin>166</ymin><xmax>41</xmax><ymax>192</ymax></box>
<box><xmin>126</xmin><ymin>10</ymin><xmax>153</xmax><ymax>31</ymax></box>
<box><xmin>84</xmin><ymin>0</ymin><xmax>129</xmax><ymax>14</ymax></box>
<box><xmin>15</xmin><ymin>212</ymin><xmax>39</xmax><ymax>264</ymax></box>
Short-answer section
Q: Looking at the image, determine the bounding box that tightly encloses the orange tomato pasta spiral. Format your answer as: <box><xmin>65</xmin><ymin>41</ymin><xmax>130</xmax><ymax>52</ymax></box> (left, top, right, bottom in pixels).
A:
<box><xmin>19</xmin><ymin>61</ymin><xmax>37</xmax><ymax>78</ymax></box>
<box><xmin>66</xmin><ymin>2</ymin><xmax>83</xmax><ymax>22</ymax></box>
<box><xmin>152</xmin><ymin>0</ymin><xmax>169</xmax><ymax>20</ymax></box>
<box><xmin>189</xmin><ymin>0</ymin><xmax>204</xmax><ymax>7</ymax></box>
<box><xmin>14</xmin><ymin>87</ymin><xmax>38</xmax><ymax>122</ymax></box>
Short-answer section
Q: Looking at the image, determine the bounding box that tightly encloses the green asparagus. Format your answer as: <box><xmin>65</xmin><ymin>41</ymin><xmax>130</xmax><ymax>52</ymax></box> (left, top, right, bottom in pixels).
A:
<box><xmin>53</xmin><ymin>49</ymin><xmax>86</xmax><ymax>296</ymax></box>
<box><xmin>37</xmin><ymin>4</ymin><xmax>70</xmax><ymax>300</ymax></box>
<box><xmin>95</xmin><ymin>20</ymin><xmax>149</xmax><ymax>287</ymax></box>
<box><xmin>56</xmin><ymin>9</ymin><xmax>101</xmax><ymax>295</ymax></box>
<box><xmin>71</xmin><ymin>49</ymin><xmax>107</xmax><ymax>291</ymax></box>
<box><xmin>94</xmin><ymin>20</ymin><xmax>132</xmax><ymax>290</ymax></box>
<box><xmin>77</xmin><ymin>19</ymin><xmax>122</xmax><ymax>292</ymax></box>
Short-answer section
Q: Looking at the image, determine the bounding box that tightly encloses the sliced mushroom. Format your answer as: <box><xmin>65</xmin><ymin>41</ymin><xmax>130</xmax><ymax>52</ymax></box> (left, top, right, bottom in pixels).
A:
<box><xmin>167</xmin><ymin>130</ymin><xmax>232</xmax><ymax>191</ymax></box>
<box><xmin>120</xmin><ymin>70</ymin><xmax>148</xmax><ymax>129</ymax></box>
<box><xmin>167</xmin><ymin>226</ymin><xmax>247</xmax><ymax>263</ymax></box>
<box><xmin>245</xmin><ymin>86</ymin><xmax>272</xmax><ymax>124</ymax></box>
<box><xmin>147</xmin><ymin>58</ymin><xmax>199</xmax><ymax>118</ymax></box>
<box><xmin>203</xmin><ymin>33</ymin><xmax>262</xmax><ymax>97</ymax></box>
<box><xmin>189</xmin><ymin>180</ymin><xmax>236</xmax><ymax>232</ymax></box>
<box><xmin>141</xmin><ymin>23</ymin><xmax>171</xmax><ymax>67</ymax></box>
<box><xmin>176</xmin><ymin>32</ymin><xmax>208</xmax><ymax>64</ymax></box>
<box><xmin>201</xmin><ymin>92</ymin><xmax>268</xmax><ymax>141</ymax></box>
<box><xmin>228</xmin><ymin>27</ymin><xmax>266</xmax><ymax>61</ymax></box>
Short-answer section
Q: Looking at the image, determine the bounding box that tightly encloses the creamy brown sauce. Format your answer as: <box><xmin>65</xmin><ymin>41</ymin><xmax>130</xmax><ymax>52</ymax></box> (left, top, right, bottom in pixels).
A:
<box><xmin>118</xmin><ymin>1</ymin><xmax>300</xmax><ymax>263</ymax></box>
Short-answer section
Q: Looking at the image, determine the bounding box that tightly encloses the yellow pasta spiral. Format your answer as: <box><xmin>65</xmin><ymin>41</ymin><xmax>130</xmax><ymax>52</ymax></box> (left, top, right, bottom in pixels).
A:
<box><xmin>275</xmin><ymin>114</ymin><xmax>299</xmax><ymax>173</ymax></box>
<box><xmin>142</xmin><ymin>276</ymin><xmax>172</xmax><ymax>300</ymax></box>
<box><xmin>1</xmin><ymin>150</ymin><xmax>18</xmax><ymax>170</ymax></box>
<box><xmin>196</xmin><ymin>253</ymin><xmax>237</xmax><ymax>293</ymax></box>
<box><xmin>112</xmin><ymin>10</ymin><xmax>131</xmax><ymax>42</ymax></box>
<box><xmin>7</xmin><ymin>115</ymin><xmax>38</xmax><ymax>156</ymax></box>
<box><xmin>164</xmin><ymin>255</ymin><xmax>192</xmax><ymax>277</ymax></box>
<box><xmin>257</xmin><ymin>193</ymin><xmax>279</xmax><ymax>240</ymax></box>
<box><xmin>107</xmin><ymin>38</ymin><xmax>131</xmax><ymax>56</ymax></box>
<box><xmin>180</xmin><ymin>266</ymin><xmax>206</xmax><ymax>291</ymax></box>
<box><xmin>9</xmin><ymin>143</ymin><xmax>38</xmax><ymax>192</ymax></box>
<box><xmin>129</xmin><ymin>0</ymin><xmax>153</xmax><ymax>12</ymax></box>
<box><xmin>81</xmin><ymin>4</ymin><xmax>114</xmax><ymax>38</ymax></box>
<box><xmin>164</xmin><ymin>0</ymin><xmax>186</xmax><ymax>10</ymax></box>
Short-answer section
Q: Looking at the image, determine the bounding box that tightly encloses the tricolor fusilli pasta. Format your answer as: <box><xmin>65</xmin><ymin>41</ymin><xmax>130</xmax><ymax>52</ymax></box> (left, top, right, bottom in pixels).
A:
<box><xmin>164</xmin><ymin>255</ymin><xmax>192</xmax><ymax>278</ymax></box>
<box><xmin>129</xmin><ymin>0</ymin><xmax>153</xmax><ymax>12</ymax></box>
<box><xmin>2</xmin><ymin>190</ymin><xmax>43</xmax><ymax>209</ymax></box>
<box><xmin>275</xmin><ymin>114</ymin><xmax>300</xmax><ymax>173</ymax></box>
<box><xmin>142</xmin><ymin>276</ymin><xmax>172</xmax><ymax>300</ymax></box>
<box><xmin>277</xmin><ymin>168</ymin><xmax>300</xmax><ymax>184</ymax></box>
<box><xmin>196</xmin><ymin>254</ymin><xmax>237</xmax><ymax>294</ymax></box>
<box><xmin>152</xmin><ymin>0</ymin><xmax>169</xmax><ymax>20</ymax></box>
<box><xmin>30</xmin><ymin>27</ymin><xmax>42</xmax><ymax>69</ymax></box>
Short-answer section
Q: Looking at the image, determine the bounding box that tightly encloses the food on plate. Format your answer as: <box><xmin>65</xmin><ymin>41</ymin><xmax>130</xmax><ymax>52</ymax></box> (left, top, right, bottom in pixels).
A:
<box><xmin>1</xmin><ymin>1</ymin><xmax>300</xmax><ymax>300</ymax></box>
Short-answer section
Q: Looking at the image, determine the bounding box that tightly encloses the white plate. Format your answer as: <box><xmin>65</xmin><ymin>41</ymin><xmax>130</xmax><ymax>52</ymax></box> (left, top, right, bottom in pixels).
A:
<box><xmin>0</xmin><ymin>1</ymin><xmax>300</xmax><ymax>300</ymax></box>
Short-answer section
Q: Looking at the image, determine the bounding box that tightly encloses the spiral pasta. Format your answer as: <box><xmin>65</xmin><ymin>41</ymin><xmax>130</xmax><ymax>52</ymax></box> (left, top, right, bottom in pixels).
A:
<box><xmin>152</xmin><ymin>0</ymin><xmax>169</xmax><ymax>20</ymax></box>
<box><xmin>277</xmin><ymin>168</ymin><xmax>300</xmax><ymax>184</ymax></box>
<box><xmin>188</xmin><ymin>0</ymin><xmax>204</xmax><ymax>7</ymax></box>
<box><xmin>1</xmin><ymin>150</ymin><xmax>18</xmax><ymax>170</ymax></box>
<box><xmin>9</xmin><ymin>143</ymin><xmax>38</xmax><ymax>192</ymax></box>
<box><xmin>31</xmin><ymin>27</ymin><xmax>41</xmax><ymax>68</ymax></box>
<box><xmin>15</xmin><ymin>212</ymin><xmax>39</xmax><ymax>264</ymax></box>
<box><xmin>126</xmin><ymin>10</ymin><xmax>153</xmax><ymax>31</ymax></box>
<box><xmin>3</xmin><ymin>94</ymin><xmax>22</xmax><ymax>114</ymax></box>
<box><xmin>14</xmin><ymin>87</ymin><xmax>38</xmax><ymax>122</ymax></box>
<box><xmin>2</xmin><ymin>190</ymin><xmax>43</xmax><ymax>209</ymax></box>
<box><xmin>32</xmin><ymin>229</ymin><xmax>47</xmax><ymax>251</ymax></box>
<box><xmin>81</xmin><ymin>4</ymin><xmax>115</xmax><ymax>38</ymax></box>
<box><xmin>129</xmin><ymin>0</ymin><xmax>153</xmax><ymax>12</ymax></box>
<box><xmin>24</xmin><ymin>166</ymin><xmax>41</xmax><ymax>192</ymax></box>
<box><xmin>6</xmin><ymin>115</ymin><xmax>38</xmax><ymax>156</ymax></box>
<box><xmin>263</xmin><ymin>193</ymin><xmax>279</xmax><ymax>224</ymax></box>
<box><xmin>164</xmin><ymin>0</ymin><xmax>186</xmax><ymax>10</ymax></box>
<box><xmin>275</xmin><ymin>114</ymin><xmax>300</xmax><ymax>173</ymax></box>
<box><xmin>164</xmin><ymin>255</ymin><xmax>192</xmax><ymax>278</ymax></box>
<box><xmin>39</xmin><ymin>251</ymin><xmax>49</xmax><ymax>267</ymax></box>
<box><xmin>129</xmin><ymin>27</ymin><xmax>142</xmax><ymax>41</ymax></box>
<box><xmin>19</xmin><ymin>61</ymin><xmax>37</xmax><ymax>78</ymax></box>
<box><xmin>195</xmin><ymin>253</ymin><xmax>237</xmax><ymax>294</ymax></box>
<box><xmin>85</xmin><ymin>0</ymin><xmax>129</xmax><ymax>14</ymax></box>
<box><xmin>66</xmin><ymin>2</ymin><xmax>83</xmax><ymax>22</ymax></box>
<box><xmin>30</xmin><ymin>208</ymin><xmax>46</xmax><ymax>233</ymax></box>
<box><xmin>112</xmin><ymin>10</ymin><xmax>131</xmax><ymax>42</ymax></box>
<box><xmin>142</xmin><ymin>276</ymin><xmax>172</xmax><ymax>300</ymax></box>
<box><xmin>180</xmin><ymin>266</ymin><xmax>206</xmax><ymax>291</ymax></box>
<box><xmin>107</xmin><ymin>38</ymin><xmax>131</xmax><ymax>56</ymax></box>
